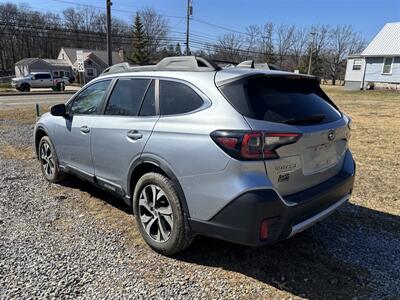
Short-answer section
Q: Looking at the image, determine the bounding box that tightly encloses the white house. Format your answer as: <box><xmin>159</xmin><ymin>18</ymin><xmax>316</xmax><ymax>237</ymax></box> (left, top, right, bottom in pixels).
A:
<box><xmin>57</xmin><ymin>47</ymin><xmax>125</xmax><ymax>82</ymax></box>
<box><xmin>344</xmin><ymin>22</ymin><xmax>400</xmax><ymax>90</ymax></box>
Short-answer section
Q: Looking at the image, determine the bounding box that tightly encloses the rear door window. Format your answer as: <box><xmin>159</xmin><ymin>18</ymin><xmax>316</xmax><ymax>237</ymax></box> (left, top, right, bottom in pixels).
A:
<box><xmin>159</xmin><ymin>80</ymin><xmax>203</xmax><ymax>115</ymax></box>
<box><xmin>105</xmin><ymin>78</ymin><xmax>150</xmax><ymax>116</ymax></box>
<box><xmin>219</xmin><ymin>76</ymin><xmax>341</xmax><ymax>125</ymax></box>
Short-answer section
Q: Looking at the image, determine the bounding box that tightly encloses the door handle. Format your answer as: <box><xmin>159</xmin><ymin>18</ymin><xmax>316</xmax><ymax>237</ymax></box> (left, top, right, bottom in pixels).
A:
<box><xmin>127</xmin><ymin>130</ymin><xmax>143</xmax><ymax>140</ymax></box>
<box><xmin>80</xmin><ymin>125</ymin><xmax>90</xmax><ymax>134</ymax></box>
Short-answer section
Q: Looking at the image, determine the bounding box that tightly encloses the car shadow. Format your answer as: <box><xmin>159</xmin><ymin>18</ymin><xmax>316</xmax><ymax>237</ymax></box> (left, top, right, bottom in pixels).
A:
<box><xmin>58</xmin><ymin>175</ymin><xmax>399</xmax><ymax>299</ymax></box>
<box><xmin>59</xmin><ymin>175</ymin><xmax>132</xmax><ymax>214</ymax></box>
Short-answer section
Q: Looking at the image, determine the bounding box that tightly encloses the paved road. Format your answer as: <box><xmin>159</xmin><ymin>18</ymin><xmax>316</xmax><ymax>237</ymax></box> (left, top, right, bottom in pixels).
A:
<box><xmin>0</xmin><ymin>94</ymin><xmax>72</xmax><ymax>107</ymax></box>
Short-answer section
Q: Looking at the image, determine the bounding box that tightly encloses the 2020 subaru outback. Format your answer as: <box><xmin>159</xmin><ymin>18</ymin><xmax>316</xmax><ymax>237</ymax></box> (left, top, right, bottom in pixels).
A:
<box><xmin>34</xmin><ymin>56</ymin><xmax>355</xmax><ymax>255</ymax></box>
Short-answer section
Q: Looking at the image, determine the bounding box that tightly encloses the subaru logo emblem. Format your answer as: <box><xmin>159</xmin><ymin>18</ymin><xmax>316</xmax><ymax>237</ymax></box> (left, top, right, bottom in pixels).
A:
<box><xmin>328</xmin><ymin>131</ymin><xmax>335</xmax><ymax>141</ymax></box>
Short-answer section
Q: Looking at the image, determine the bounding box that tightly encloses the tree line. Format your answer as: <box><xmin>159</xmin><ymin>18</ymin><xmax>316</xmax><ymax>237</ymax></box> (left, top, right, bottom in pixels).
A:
<box><xmin>0</xmin><ymin>2</ymin><xmax>366</xmax><ymax>84</ymax></box>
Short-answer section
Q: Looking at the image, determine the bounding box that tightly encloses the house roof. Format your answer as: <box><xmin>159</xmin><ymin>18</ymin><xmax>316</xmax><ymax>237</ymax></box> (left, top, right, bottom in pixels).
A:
<box><xmin>362</xmin><ymin>22</ymin><xmax>400</xmax><ymax>56</ymax></box>
<box><xmin>15</xmin><ymin>58</ymin><xmax>40</xmax><ymax>65</ymax></box>
<box><xmin>42</xmin><ymin>59</ymin><xmax>71</xmax><ymax>67</ymax></box>
<box><xmin>61</xmin><ymin>47</ymin><xmax>123</xmax><ymax>65</ymax></box>
<box><xmin>15</xmin><ymin>58</ymin><xmax>71</xmax><ymax>67</ymax></box>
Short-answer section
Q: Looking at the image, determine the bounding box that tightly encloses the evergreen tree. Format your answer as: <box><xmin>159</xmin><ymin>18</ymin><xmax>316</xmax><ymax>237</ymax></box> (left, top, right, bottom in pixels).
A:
<box><xmin>175</xmin><ymin>43</ymin><xmax>182</xmax><ymax>56</ymax></box>
<box><xmin>130</xmin><ymin>14</ymin><xmax>149</xmax><ymax>64</ymax></box>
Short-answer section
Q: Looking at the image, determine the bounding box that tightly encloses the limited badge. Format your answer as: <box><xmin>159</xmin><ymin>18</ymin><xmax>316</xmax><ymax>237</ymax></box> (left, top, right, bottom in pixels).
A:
<box><xmin>278</xmin><ymin>173</ymin><xmax>290</xmax><ymax>183</ymax></box>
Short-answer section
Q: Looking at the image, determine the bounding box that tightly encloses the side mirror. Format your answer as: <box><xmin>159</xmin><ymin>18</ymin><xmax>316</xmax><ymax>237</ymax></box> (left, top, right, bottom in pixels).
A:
<box><xmin>50</xmin><ymin>104</ymin><xmax>67</xmax><ymax>117</ymax></box>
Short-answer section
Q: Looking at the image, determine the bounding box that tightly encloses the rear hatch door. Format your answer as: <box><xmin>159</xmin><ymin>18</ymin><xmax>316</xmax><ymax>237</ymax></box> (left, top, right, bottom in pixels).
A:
<box><xmin>217</xmin><ymin>73</ymin><xmax>350</xmax><ymax>196</ymax></box>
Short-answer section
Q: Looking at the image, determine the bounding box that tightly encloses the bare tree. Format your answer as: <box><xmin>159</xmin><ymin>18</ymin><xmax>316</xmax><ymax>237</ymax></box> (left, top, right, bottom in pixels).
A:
<box><xmin>276</xmin><ymin>24</ymin><xmax>295</xmax><ymax>68</ymax></box>
<box><xmin>259</xmin><ymin>22</ymin><xmax>275</xmax><ymax>63</ymax></box>
<box><xmin>245</xmin><ymin>25</ymin><xmax>260</xmax><ymax>60</ymax></box>
<box><xmin>325</xmin><ymin>25</ymin><xmax>367</xmax><ymax>85</ymax></box>
<box><xmin>214</xmin><ymin>33</ymin><xmax>244</xmax><ymax>62</ymax></box>
<box><xmin>138</xmin><ymin>7</ymin><xmax>169</xmax><ymax>61</ymax></box>
<box><xmin>291</xmin><ymin>27</ymin><xmax>309</xmax><ymax>70</ymax></box>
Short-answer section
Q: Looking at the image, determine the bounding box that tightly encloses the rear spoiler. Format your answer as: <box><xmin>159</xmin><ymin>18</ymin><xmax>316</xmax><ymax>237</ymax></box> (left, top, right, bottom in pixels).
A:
<box><xmin>215</xmin><ymin>72</ymin><xmax>320</xmax><ymax>87</ymax></box>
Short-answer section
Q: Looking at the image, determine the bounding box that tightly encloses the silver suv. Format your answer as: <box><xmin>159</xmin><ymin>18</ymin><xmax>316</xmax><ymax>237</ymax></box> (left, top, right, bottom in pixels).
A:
<box><xmin>34</xmin><ymin>56</ymin><xmax>355</xmax><ymax>255</ymax></box>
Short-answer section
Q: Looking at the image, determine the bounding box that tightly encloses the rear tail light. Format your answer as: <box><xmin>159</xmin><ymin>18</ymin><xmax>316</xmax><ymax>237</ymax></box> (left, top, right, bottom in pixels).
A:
<box><xmin>260</xmin><ymin>219</ymin><xmax>269</xmax><ymax>240</ymax></box>
<box><xmin>211</xmin><ymin>130</ymin><xmax>301</xmax><ymax>160</ymax></box>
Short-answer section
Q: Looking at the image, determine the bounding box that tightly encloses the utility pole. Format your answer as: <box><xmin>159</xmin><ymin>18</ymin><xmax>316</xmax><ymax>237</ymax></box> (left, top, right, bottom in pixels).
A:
<box><xmin>185</xmin><ymin>0</ymin><xmax>192</xmax><ymax>56</ymax></box>
<box><xmin>307</xmin><ymin>32</ymin><xmax>316</xmax><ymax>75</ymax></box>
<box><xmin>106</xmin><ymin>0</ymin><xmax>112</xmax><ymax>66</ymax></box>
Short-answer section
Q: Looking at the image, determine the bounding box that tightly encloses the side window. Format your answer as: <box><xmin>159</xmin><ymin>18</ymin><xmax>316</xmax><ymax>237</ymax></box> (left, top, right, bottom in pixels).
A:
<box><xmin>139</xmin><ymin>80</ymin><xmax>156</xmax><ymax>116</ymax></box>
<box><xmin>105</xmin><ymin>78</ymin><xmax>150</xmax><ymax>116</ymax></box>
<box><xmin>37</xmin><ymin>73</ymin><xmax>51</xmax><ymax>79</ymax></box>
<box><xmin>159</xmin><ymin>80</ymin><xmax>204</xmax><ymax>115</ymax></box>
<box><xmin>69</xmin><ymin>80</ymin><xmax>111</xmax><ymax>115</ymax></box>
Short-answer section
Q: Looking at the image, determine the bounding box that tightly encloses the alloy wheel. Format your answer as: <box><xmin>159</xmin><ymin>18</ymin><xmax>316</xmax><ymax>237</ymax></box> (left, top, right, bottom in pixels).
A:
<box><xmin>138</xmin><ymin>184</ymin><xmax>174</xmax><ymax>243</ymax></box>
<box><xmin>40</xmin><ymin>142</ymin><xmax>55</xmax><ymax>177</ymax></box>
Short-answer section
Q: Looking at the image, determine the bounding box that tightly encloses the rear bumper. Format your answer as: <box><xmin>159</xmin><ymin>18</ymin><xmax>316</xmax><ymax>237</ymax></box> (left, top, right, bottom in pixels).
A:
<box><xmin>189</xmin><ymin>154</ymin><xmax>355</xmax><ymax>246</ymax></box>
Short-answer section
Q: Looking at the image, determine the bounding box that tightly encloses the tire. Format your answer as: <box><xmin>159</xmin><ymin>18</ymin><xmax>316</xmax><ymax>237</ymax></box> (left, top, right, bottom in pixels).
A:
<box><xmin>20</xmin><ymin>83</ymin><xmax>30</xmax><ymax>92</ymax></box>
<box><xmin>133</xmin><ymin>172</ymin><xmax>192</xmax><ymax>255</ymax></box>
<box><xmin>38</xmin><ymin>136</ymin><xmax>65</xmax><ymax>183</ymax></box>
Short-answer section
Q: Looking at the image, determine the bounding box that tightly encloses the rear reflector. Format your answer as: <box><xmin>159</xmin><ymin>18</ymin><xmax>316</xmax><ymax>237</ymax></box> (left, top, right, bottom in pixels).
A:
<box><xmin>260</xmin><ymin>219</ymin><xmax>269</xmax><ymax>240</ymax></box>
<box><xmin>211</xmin><ymin>130</ymin><xmax>301</xmax><ymax>160</ymax></box>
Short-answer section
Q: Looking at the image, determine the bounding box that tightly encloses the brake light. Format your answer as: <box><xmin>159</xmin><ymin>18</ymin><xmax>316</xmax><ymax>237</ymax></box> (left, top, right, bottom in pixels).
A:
<box><xmin>211</xmin><ymin>130</ymin><xmax>301</xmax><ymax>160</ymax></box>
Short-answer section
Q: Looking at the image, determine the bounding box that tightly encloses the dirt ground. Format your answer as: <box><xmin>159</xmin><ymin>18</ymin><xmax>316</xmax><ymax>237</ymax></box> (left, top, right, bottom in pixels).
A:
<box><xmin>0</xmin><ymin>86</ymin><xmax>399</xmax><ymax>299</ymax></box>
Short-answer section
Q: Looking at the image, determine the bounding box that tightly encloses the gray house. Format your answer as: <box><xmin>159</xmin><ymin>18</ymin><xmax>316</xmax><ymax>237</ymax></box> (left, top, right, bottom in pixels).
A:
<box><xmin>14</xmin><ymin>58</ymin><xmax>73</xmax><ymax>79</ymax></box>
<box><xmin>57</xmin><ymin>47</ymin><xmax>124</xmax><ymax>82</ymax></box>
<box><xmin>344</xmin><ymin>22</ymin><xmax>400</xmax><ymax>90</ymax></box>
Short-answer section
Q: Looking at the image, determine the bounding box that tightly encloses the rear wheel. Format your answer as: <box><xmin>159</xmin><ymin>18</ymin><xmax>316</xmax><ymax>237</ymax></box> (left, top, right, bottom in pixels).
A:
<box><xmin>133</xmin><ymin>172</ymin><xmax>192</xmax><ymax>255</ymax></box>
<box><xmin>38</xmin><ymin>136</ymin><xmax>65</xmax><ymax>183</ymax></box>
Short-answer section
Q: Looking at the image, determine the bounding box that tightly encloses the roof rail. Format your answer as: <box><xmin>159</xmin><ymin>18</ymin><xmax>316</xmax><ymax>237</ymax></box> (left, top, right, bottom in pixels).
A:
<box><xmin>236</xmin><ymin>60</ymin><xmax>273</xmax><ymax>70</ymax></box>
<box><xmin>236</xmin><ymin>60</ymin><xmax>255</xmax><ymax>68</ymax></box>
<box><xmin>101</xmin><ymin>56</ymin><xmax>221</xmax><ymax>76</ymax></box>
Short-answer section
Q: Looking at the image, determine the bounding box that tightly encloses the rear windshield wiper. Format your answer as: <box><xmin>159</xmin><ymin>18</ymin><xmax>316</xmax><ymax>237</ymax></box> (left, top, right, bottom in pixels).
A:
<box><xmin>283</xmin><ymin>114</ymin><xmax>326</xmax><ymax>125</ymax></box>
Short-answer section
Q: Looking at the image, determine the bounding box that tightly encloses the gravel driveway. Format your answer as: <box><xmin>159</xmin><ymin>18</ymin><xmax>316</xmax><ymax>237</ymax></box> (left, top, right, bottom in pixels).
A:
<box><xmin>0</xmin><ymin>106</ymin><xmax>399</xmax><ymax>299</ymax></box>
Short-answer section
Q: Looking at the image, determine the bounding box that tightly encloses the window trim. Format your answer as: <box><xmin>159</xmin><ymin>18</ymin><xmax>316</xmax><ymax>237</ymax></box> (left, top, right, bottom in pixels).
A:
<box><xmin>382</xmin><ymin>57</ymin><xmax>393</xmax><ymax>75</ymax></box>
<box><xmin>86</xmin><ymin>67</ymin><xmax>96</xmax><ymax>77</ymax></box>
<box><xmin>352</xmin><ymin>59</ymin><xmax>362</xmax><ymax>71</ymax></box>
<box><xmin>66</xmin><ymin>78</ymin><xmax>113</xmax><ymax>116</ymax></box>
<box><xmin>98</xmin><ymin>76</ymin><xmax>211</xmax><ymax>118</ymax></box>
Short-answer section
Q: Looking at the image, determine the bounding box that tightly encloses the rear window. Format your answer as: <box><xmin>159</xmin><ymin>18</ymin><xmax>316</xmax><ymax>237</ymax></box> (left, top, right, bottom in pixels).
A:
<box><xmin>219</xmin><ymin>75</ymin><xmax>341</xmax><ymax>125</ymax></box>
<box><xmin>159</xmin><ymin>80</ymin><xmax>203</xmax><ymax>115</ymax></box>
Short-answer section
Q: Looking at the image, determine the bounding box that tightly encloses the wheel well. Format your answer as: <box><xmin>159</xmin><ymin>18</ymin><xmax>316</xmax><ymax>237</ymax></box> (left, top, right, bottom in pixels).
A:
<box><xmin>129</xmin><ymin>161</ymin><xmax>190</xmax><ymax>217</ymax></box>
<box><xmin>21</xmin><ymin>82</ymin><xmax>30</xmax><ymax>87</ymax></box>
<box><xmin>35</xmin><ymin>129</ymin><xmax>47</xmax><ymax>158</ymax></box>
<box><xmin>130</xmin><ymin>162</ymin><xmax>168</xmax><ymax>196</ymax></box>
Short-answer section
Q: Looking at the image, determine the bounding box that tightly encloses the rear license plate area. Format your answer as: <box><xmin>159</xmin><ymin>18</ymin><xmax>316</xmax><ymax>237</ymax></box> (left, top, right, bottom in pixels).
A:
<box><xmin>302</xmin><ymin>142</ymin><xmax>338</xmax><ymax>175</ymax></box>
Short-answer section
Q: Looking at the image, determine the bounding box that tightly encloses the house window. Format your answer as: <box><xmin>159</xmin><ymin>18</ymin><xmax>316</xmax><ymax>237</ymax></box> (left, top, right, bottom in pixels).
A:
<box><xmin>86</xmin><ymin>68</ymin><xmax>96</xmax><ymax>77</ymax></box>
<box><xmin>382</xmin><ymin>57</ymin><xmax>393</xmax><ymax>74</ymax></box>
<box><xmin>62</xmin><ymin>53</ymin><xmax>65</xmax><ymax>60</ymax></box>
<box><xmin>352</xmin><ymin>59</ymin><xmax>362</xmax><ymax>71</ymax></box>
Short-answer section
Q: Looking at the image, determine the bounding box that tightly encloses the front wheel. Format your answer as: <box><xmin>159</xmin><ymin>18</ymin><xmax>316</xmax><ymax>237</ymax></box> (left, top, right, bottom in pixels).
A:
<box><xmin>133</xmin><ymin>172</ymin><xmax>192</xmax><ymax>255</ymax></box>
<box><xmin>38</xmin><ymin>136</ymin><xmax>65</xmax><ymax>183</ymax></box>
